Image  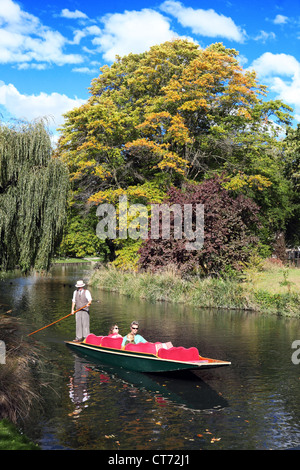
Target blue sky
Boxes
[1,0,300,143]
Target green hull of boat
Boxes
[66,341,231,373]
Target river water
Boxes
[1,263,300,450]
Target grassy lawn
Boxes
[0,420,40,450]
[54,257,102,263]
[243,266,300,295]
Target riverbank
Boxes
[0,315,43,450]
[89,263,300,317]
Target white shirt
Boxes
[72,289,92,303]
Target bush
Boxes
[138,176,261,275]
[253,290,300,316]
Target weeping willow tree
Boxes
[0,120,69,272]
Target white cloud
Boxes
[16,63,48,70]
[160,0,246,42]
[72,66,99,74]
[0,81,86,128]
[254,31,276,43]
[0,0,21,23]
[272,14,289,25]
[70,25,102,45]
[250,52,300,77]
[0,0,39,35]
[271,76,300,111]
[60,9,88,20]
[93,9,179,62]
[0,0,84,66]
[249,52,300,120]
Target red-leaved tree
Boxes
[138,176,260,275]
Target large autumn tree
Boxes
[58,40,292,203]
[57,39,293,266]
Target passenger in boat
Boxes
[71,280,92,342]
[121,321,147,348]
[108,324,122,338]
[123,332,135,346]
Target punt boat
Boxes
[65,334,231,373]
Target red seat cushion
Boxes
[157,346,199,362]
[101,336,123,349]
[124,342,157,354]
[85,334,103,346]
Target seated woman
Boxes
[108,324,122,338]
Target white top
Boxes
[72,289,92,303]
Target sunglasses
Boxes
[131,326,139,330]
[113,327,119,330]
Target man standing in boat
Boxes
[71,280,92,342]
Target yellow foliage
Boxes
[69,159,111,182]
[125,138,169,153]
[88,182,165,205]
[125,138,189,176]
[223,173,272,191]
[137,112,171,131]
[155,151,189,175]
[112,240,143,271]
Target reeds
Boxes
[90,266,254,311]
[0,315,42,424]
[90,264,300,316]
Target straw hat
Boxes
[75,280,85,288]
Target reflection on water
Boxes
[1,264,300,450]
[68,352,229,414]
[57,353,230,450]
[68,356,90,418]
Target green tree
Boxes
[0,121,69,272]
[284,124,300,246]
[59,209,106,259]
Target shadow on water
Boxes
[68,348,229,413]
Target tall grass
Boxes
[90,265,300,317]
[0,315,42,424]
[90,266,254,310]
